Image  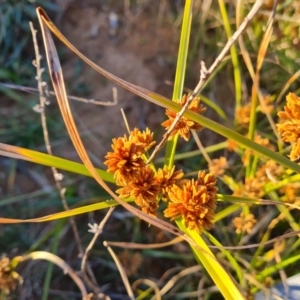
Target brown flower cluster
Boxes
[155,166,184,201]
[279,183,300,204]
[244,178,265,198]
[233,160,283,198]
[0,255,23,295]
[164,171,218,233]
[116,165,160,215]
[235,96,273,127]
[255,160,283,180]
[105,128,159,215]
[242,134,275,167]
[105,128,155,185]
[232,213,257,234]
[258,95,274,114]
[227,139,238,152]
[209,156,228,177]
[277,93,300,161]
[235,103,251,126]
[161,94,206,141]
[105,125,218,232]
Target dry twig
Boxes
[0,82,117,106]
[81,207,115,273]
[103,240,135,300]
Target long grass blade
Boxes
[0,142,115,182]
[176,220,244,300]
[165,0,193,168]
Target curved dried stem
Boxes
[20,251,88,298]
[103,241,134,300]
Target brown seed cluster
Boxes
[233,160,283,199]
[164,171,218,233]
[236,96,274,128]
[233,213,257,234]
[208,156,228,177]
[0,256,23,295]
[277,92,300,161]
[161,94,206,141]
[104,96,218,232]
[242,134,275,167]
[279,183,300,204]
[257,95,274,114]
[235,103,251,126]
[104,129,153,186]
[116,165,160,215]
[227,139,238,152]
[155,166,184,201]
[105,128,159,215]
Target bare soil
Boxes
[55,1,181,159]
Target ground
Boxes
[55,1,180,159]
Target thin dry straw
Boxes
[103,241,135,300]
[0,82,117,106]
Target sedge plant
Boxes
[1,1,300,299]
